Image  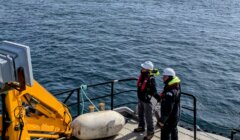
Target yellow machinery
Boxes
[0,80,72,140]
[0,41,72,139]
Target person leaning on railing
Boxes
[134,61,160,140]
[156,68,181,140]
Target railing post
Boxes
[231,130,236,140]
[193,96,197,140]
[77,89,80,116]
[111,82,114,110]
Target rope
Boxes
[80,85,99,113]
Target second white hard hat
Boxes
[141,61,154,70]
[163,68,176,76]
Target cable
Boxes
[14,106,24,140]
[14,106,24,119]
[18,117,24,140]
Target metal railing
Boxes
[54,78,138,116]
[54,78,197,140]
[180,92,197,140]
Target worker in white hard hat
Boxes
[157,68,181,140]
[134,61,159,140]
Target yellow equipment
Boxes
[0,41,72,139]
[0,80,72,140]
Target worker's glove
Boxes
[157,121,164,129]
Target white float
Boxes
[71,110,125,140]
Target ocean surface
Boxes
[1,0,240,137]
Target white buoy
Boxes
[71,110,125,140]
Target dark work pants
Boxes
[138,100,154,134]
[161,123,178,140]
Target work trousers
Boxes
[138,100,154,134]
[161,123,178,140]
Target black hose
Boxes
[19,129,23,140]
[18,117,24,140]
[19,117,24,140]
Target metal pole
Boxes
[231,130,236,140]
[77,89,80,115]
[193,96,197,140]
[111,82,114,110]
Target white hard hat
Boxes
[163,68,176,76]
[141,61,154,70]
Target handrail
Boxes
[181,92,197,140]
[54,78,138,96]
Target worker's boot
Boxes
[143,132,154,140]
[134,127,145,132]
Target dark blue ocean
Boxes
[1,0,240,138]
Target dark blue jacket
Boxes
[160,80,181,125]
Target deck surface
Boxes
[112,119,229,140]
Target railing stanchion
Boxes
[181,92,197,140]
[231,129,237,140]
[193,96,197,140]
[111,82,114,110]
[77,89,80,116]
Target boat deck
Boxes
[113,119,230,140]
